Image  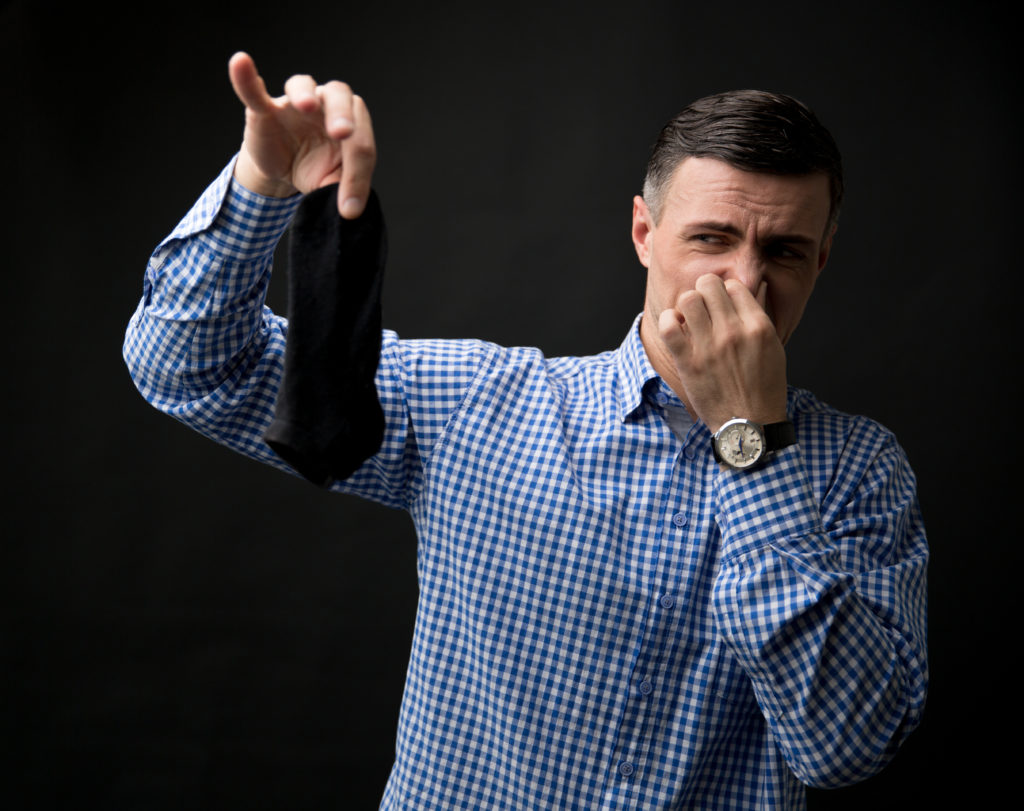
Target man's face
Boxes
[632,156,834,351]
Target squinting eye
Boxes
[768,245,805,260]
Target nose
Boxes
[722,246,765,296]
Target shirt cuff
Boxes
[157,155,304,263]
[714,445,828,563]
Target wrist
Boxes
[712,418,796,471]
[233,149,298,199]
[705,411,787,436]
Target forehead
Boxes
[664,157,831,235]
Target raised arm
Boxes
[123,54,382,476]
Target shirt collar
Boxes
[616,313,663,422]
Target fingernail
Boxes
[341,197,364,218]
[332,117,354,132]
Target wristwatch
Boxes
[712,418,797,470]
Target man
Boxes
[124,51,927,809]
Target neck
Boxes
[638,310,698,422]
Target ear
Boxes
[632,195,654,268]
[817,223,837,273]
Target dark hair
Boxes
[642,90,843,230]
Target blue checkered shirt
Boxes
[124,159,928,810]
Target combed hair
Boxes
[642,90,843,229]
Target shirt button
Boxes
[655,392,669,405]
[618,761,635,777]
[660,594,675,609]
[639,679,653,696]
[672,512,688,527]
[683,445,696,460]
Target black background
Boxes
[4,0,1017,807]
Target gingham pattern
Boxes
[124,160,928,810]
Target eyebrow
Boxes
[685,221,817,246]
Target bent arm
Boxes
[711,427,928,787]
[123,158,303,470]
[124,159,481,510]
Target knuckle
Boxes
[325,79,352,95]
[718,324,741,347]
[750,317,774,339]
[676,290,699,309]
[350,139,377,163]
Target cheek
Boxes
[769,278,817,342]
[653,253,706,297]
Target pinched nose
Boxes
[720,249,766,297]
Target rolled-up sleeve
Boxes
[711,427,928,787]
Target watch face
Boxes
[716,421,764,469]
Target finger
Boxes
[692,275,733,328]
[658,306,689,356]
[319,80,356,139]
[674,288,712,339]
[284,74,320,113]
[724,277,770,323]
[338,95,377,218]
[228,51,276,114]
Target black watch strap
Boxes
[764,421,797,452]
